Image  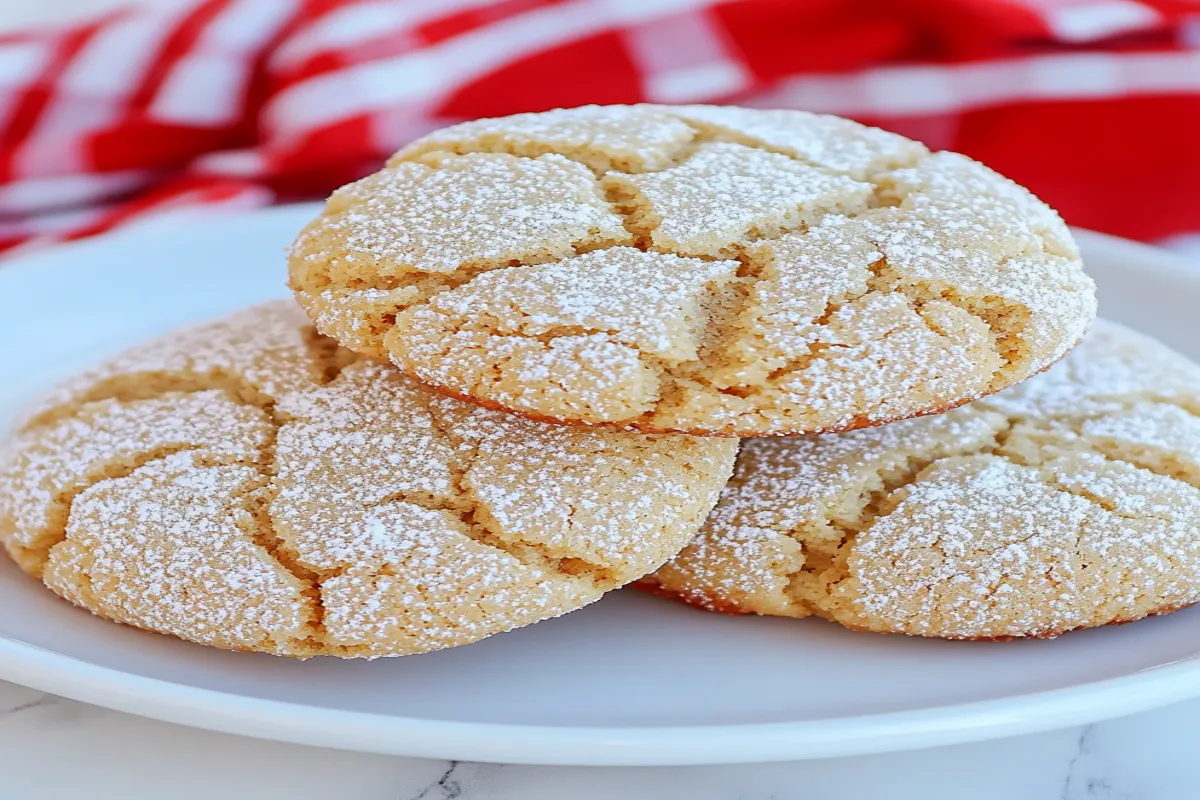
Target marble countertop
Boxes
[1,678,1196,800]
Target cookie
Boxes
[0,302,736,658]
[289,104,1095,436]
[638,320,1200,639]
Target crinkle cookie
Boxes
[289,104,1095,436]
[0,302,736,658]
[638,321,1200,639]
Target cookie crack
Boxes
[307,120,1087,437]
[1076,438,1200,496]
[643,230,891,403]
[780,418,1020,608]
[23,368,331,648]
[416,393,612,587]
[407,305,695,418]
[307,226,631,325]
[713,248,902,391]
[435,301,798,430]
[922,289,1022,390]
[922,520,1076,612]
[778,453,942,608]
[28,443,205,576]
[389,127,905,271]
[1040,478,1174,522]
[863,254,1015,386]
[324,127,940,410]
[979,438,1185,522]
[237,412,329,651]
[683,119,929,182]
[300,325,357,386]
[22,372,279,431]
[987,394,1199,436]
[394,131,700,177]
[395,114,925,182]
[753,289,924,386]
[602,178,658,249]
[996,410,1200,495]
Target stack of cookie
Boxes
[3,105,1199,658]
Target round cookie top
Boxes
[0,302,736,659]
[289,104,1096,436]
[640,320,1200,639]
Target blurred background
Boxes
[1,0,1197,259]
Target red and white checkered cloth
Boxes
[1,0,1198,257]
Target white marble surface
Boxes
[3,676,1200,799]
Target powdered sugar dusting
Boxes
[865,152,1094,371]
[730,217,878,382]
[21,303,325,426]
[291,151,630,276]
[604,142,871,257]
[414,247,740,361]
[436,390,732,567]
[650,320,1200,639]
[980,321,1200,419]
[393,104,697,173]
[650,403,1006,615]
[767,292,996,425]
[0,302,737,658]
[44,454,314,654]
[395,247,743,422]
[292,103,1095,435]
[2,391,271,555]
[672,104,927,178]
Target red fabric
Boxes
[0,0,1196,256]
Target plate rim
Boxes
[3,629,1200,765]
[2,208,1199,766]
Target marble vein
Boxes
[407,762,463,800]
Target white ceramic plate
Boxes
[1,206,1199,766]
